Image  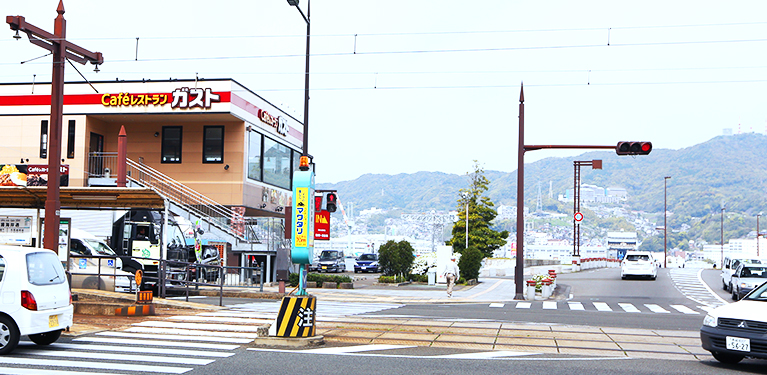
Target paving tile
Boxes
[400,320,454,327]
[441,328,498,336]
[435,334,497,344]
[450,321,504,329]
[377,332,439,341]
[557,339,623,350]
[549,325,605,334]
[651,329,700,338]
[501,322,553,331]
[495,337,557,346]
[493,344,559,354]
[618,342,690,354]
[600,327,662,335]
[557,347,626,357]
[325,336,375,345]
[625,351,700,361]
[548,332,613,342]
[371,338,432,347]
[430,342,495,350]
[329,329,384,338]
[498,329,555,339]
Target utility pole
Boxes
[7,1,103,253]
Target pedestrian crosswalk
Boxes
[495,300,704,315]
[227,300,404,317]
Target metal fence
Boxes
[67,255,138,293]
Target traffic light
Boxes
[616,141,652,156]
[326,192,338,212]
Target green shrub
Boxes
[288,272,351,287]
[379,240,415,277]
[409,274,429,283]
[458,247,483,281]
[457,277,466,285]
[378,275,408,283]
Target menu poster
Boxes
[0,164,69,187]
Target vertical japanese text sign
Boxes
[291,169,315,264]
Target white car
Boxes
[0,246,73,354]
[621,251,657,280]
[721,257,763,293]
[701,280,767,364]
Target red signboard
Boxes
[314,210,330,241]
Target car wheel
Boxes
[732,287,739,301]
[28,330,62,346]
[712,351,744,364]
[83,277,107,290]
[728,282,733,293]
[0,315,20,355]
[722,279,728,290]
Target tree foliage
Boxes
[378,240,415,277]
[447,161,510,257]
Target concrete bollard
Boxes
[542,279,552,299]
[526,280,537,300]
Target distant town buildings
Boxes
[559,184,628,203]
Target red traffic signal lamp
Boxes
[616,142,652,156]
[326,192,338,213]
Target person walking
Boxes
[443,256,460,298]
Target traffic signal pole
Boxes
[514,84,652,300]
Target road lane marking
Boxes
[124,326,258,339]
[592,302,612,312]
[489,303,505,308]
[304,345,415,354]
[0,357,191,374]
[165,315,273,324]
[515,302,531,309]
[96,334,252,344]
[50,342,236,357]
[27,350,214,365]
[568,302,585,310]
[644,304,670,313]
[542,301,557,309]
[132,321,263,332]
[433,351,538,359]
[73,337,239,350]
[670,305,700,314]
[618,303,640,313]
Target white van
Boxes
[0,245,73,354]
[721,257,763,292]
[69,229,137,293]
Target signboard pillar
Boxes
[291,167,314,296]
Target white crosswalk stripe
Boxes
[568,302,585,310]
[618,303,641,313]
[515,302,531,309]
[593,302,612,312]
[542,301,557,309]
[644,304,670,313]
[670,305,700,315]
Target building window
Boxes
[66,120,76,159]
[161,126,182,163]
[40,120,48,159]
[263,137,291,190]
[292,149,301,176]
[247,131,262,181]
[202,126,224,163]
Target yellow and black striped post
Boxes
[275,295,316,337]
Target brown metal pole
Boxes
[515,84,525,300]
[43,3,66,253]
[573,163,577,257]
[758,214,761,257]
[117,126,127,187]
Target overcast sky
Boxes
[3,1,766,183]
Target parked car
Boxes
[354,253,380,273]
[0,245,73,355]
[69,229,138,293]
[317,250,345,273]
[730,263,767,301]
[701,279,767,364]
[620,251,657,280]
[722,257,763,292]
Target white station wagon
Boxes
[0,246,73,354]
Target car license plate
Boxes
[48,314,58,328]
[726,336,750,352]
[322,266,327,270]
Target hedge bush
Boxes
[289,272,352,287]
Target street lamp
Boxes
[758,212,762,257]
[721,206,725,269]
[664,176,670,268]
[461,192,469,250]
[286,0,311,158]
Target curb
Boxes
[115,304,156,316]
[250,335,324,348]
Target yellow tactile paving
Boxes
[498,329,556,339]
[557,339,622,350]
[493,344,559,354]
[440,327,499,336]
[547,332,614,342]
[557,347,626,357]
[450,321,504,329]
[430,342,496,350]
[500,322,555,331]
[371,338,433,347]
[495,337,558,346]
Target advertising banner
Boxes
[0,164,69,187]
[314,210,330,240]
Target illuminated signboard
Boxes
[258,109,288,136]
[101,87,221,109]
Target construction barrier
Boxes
[275,295,316,337]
